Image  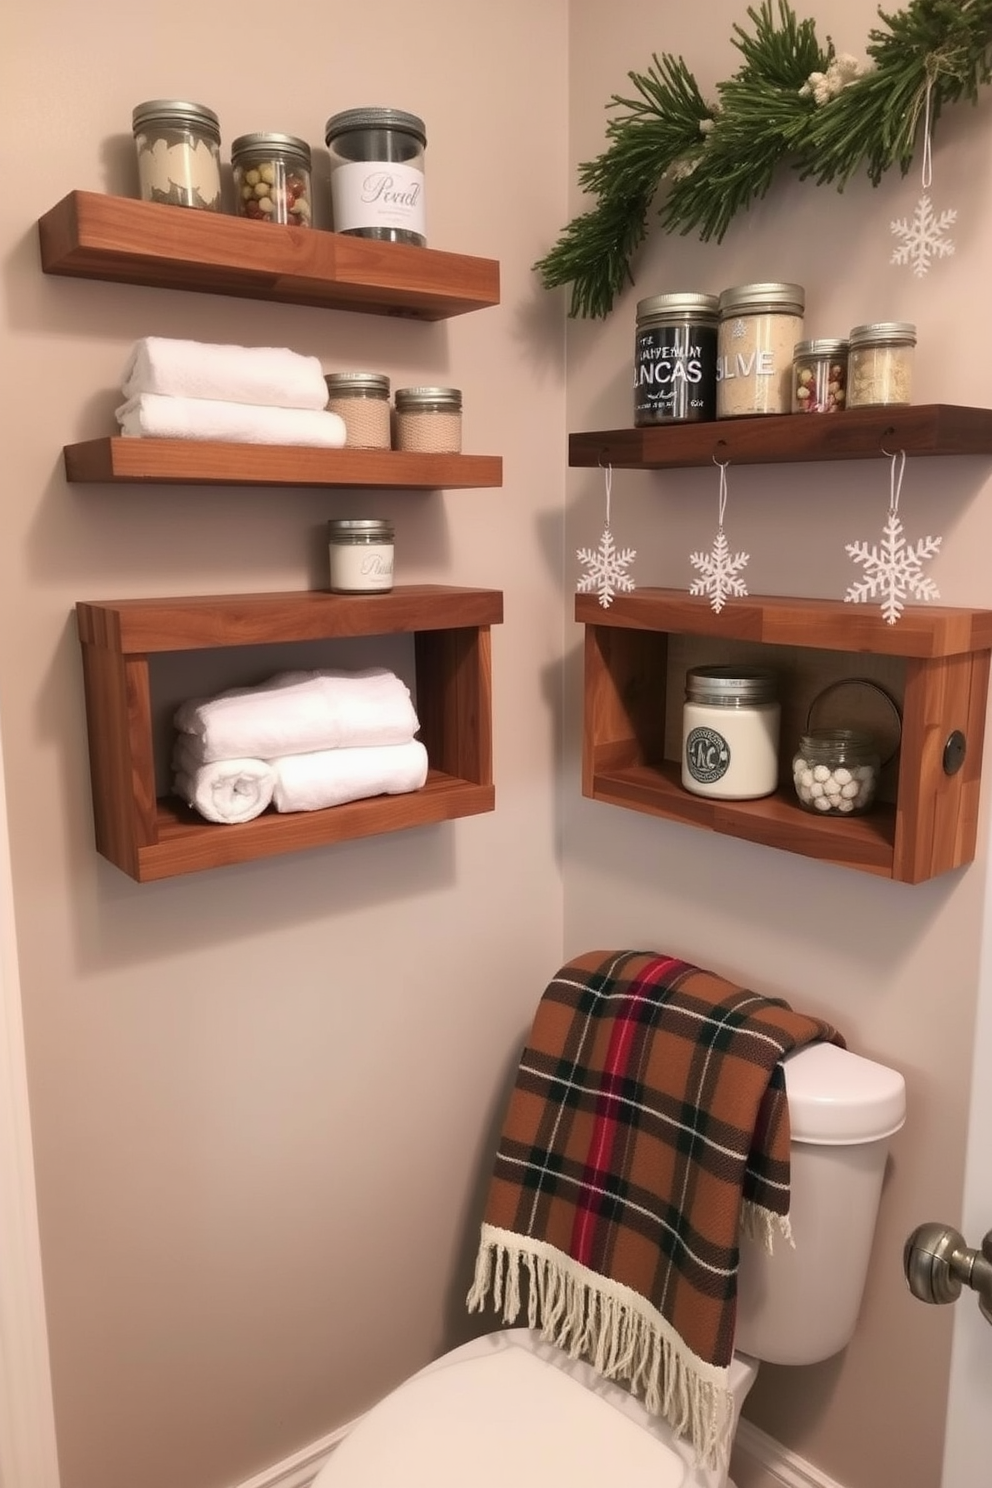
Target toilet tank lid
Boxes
[782,1042,906,1145]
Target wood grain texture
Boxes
[569,406,992,469]
[62,439,502,490]
[38,191,500,319]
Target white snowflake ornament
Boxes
[577,526,636,608]
[689,528,749,613]
[845,451,941,625]
[891,193,956,277]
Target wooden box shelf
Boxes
[38,191,500,320]
[77,586,503,882]
[569,405,992,470]
[62,438,502,489]
[578,589,992,883]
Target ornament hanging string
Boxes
[603,458,614,528]
[715,454,730,530]
[576,460,637,608]
[889,447,907,514]
[688,454,749,613]
[920,77,933,191]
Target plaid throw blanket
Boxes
[467,950,843,1468]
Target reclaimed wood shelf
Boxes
[569,405,992,470]
[62,438,502,489]
[77,586,503,882]
[38,191,500,320]
[578,589,992,884]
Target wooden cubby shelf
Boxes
[62,438,502,489]
[578,589,992,884]
[77,586,503,883]
[38,191,500,320]
[569,404,992,470]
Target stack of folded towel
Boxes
[172,667,428,825]
[115,336,347,447]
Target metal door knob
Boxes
[904,1221,992,1325]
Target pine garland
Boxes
[537,0,992,319]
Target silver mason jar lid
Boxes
[849,321,917,347]
[793,338,849,359]
[132,99,220,138]
[328,519,394,538]
[718,282,805,317]
[324,107,427,146]
[395,386,462,411]
[324,371,391,396]
[636,291,720,323]
[685,665,778,706]
[231,132,312,170]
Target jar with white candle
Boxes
[328,519,394,594]
[682,665,781,800]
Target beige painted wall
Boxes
[2,5,568,1487]
[565,5,992,1488]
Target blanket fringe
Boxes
[740,1198,794,1253]
[467,1224,733,1470]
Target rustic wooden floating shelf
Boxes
[77,586,503,882]
[62,438,502,489]
[569,405,992,470]
[38,191,500,320]
[577,589,992,884]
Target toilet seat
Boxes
[313,1329,752,1488]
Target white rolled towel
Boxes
[121,336,329,409]
[271,740,429,813]
[174,668,420,764]
[116,393,347,447]
[173,757,276,825]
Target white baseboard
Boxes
[229,1422,351,1488]
[733,1419,847,1488]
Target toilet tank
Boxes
[734,1041,906,1365]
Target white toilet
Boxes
[314,1041,906,1488]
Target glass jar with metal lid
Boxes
[792,729,881,816]
[231,133,312,227]
[634,292,719,426]
[847,322,917,408]
[792,338,849,414]
[324,107,427,246]
[717,282,805,418]
[682,665,781,800]
[327,519,394,594]
[394,386,462,453]
[324,372,391,449]
[132,99,222,211]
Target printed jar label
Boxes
[685,725,730,784]
[330,161,426,236]
[634,325,716,423]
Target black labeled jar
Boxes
[324,107,427,246]
[634,292,718,425]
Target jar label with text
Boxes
[634,325,716,424]
[330,161,426,236]
[685,726,730,784]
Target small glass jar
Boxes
[328,519,394,594]
[324,372,391,449]
[792,339,849,414]
[717,282,805,418]
[231,133,312,227]
[792,729,880,816]
[324,107,427,246]
[682,666,780,800]
[132,99,222,211]
[634,292,719,426]
[847,322,917,408]
[394,387,462,453]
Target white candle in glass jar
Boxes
[328,519,394,593]
[682,665,781,800]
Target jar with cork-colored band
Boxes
[324,373,392,450]
[231,132,312,227]
[394,387,462,453]
[717,282,805,418]
[328,519,394,594]
[682,665,781,801]
[324,107,427,246]
[847,322,917,408]
[132,99,222,211]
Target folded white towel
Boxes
[121,336,329,409]
[116,393,347,447]
[174,668,420,764]
[271,740,429,813]
[173,757,276,824]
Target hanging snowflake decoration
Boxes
[891,194,956,277]
[577,526,637,608]
[846,508,941,625]
[689,529,749,613]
